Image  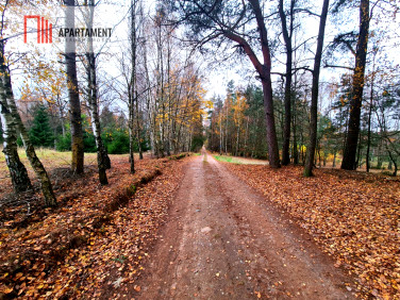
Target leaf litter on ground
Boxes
[0,154,190,299]
[223,163,400,299]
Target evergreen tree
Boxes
[29,105,54,148]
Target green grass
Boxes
[213,155,242,164]
[213,154,269,165]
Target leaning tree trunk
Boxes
[0,48,32,193]
[223,0,280,168]
[0,43,56,206]
[65,0,84,174]
[341,0,370,170]
[304,0,329,177]
[0,115,32,193]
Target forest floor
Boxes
[0,151,189,299]
[223,156,400,299]
[0,150,399,299]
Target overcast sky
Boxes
[5,0,400,112]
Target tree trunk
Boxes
[136,98,143,160]
[87,54,108,185]
[341,0,370,170]
[356,131,363,169]
[387,151,397,176]
[224,0,281,168]
[366,97,373,172]
[304,0,329,177]
[20,141,57,207]
[279,0,295,166]
[261,77,280,168]
[65,0,84,174]
[129,132,135,172]
[141,16,154,158]
[1,40,32,194]
[292,111,299,165]
[219,114,223,155]
[0,42,55,206]
[85,0,110,184]
[245,117,249,156]
[128,0,137,173]
[366,49,376,173]
[235,124,240,156]
[333,152,337,168]
[128,90,135,173]
[0,102,32,193]
[225,102,228,154]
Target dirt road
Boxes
[136,152,354,299]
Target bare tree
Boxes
[279,0,296,166]
[304,0,330,177]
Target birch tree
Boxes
[0,1,32,194]
[83,0,111,185]
[0,45,33,194]
[0,2,56,206]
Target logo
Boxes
[22,5,118,54]
[24,15,53,44]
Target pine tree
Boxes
[29,105,54,148]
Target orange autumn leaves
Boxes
[224,163,400,299]
[0,156,187,299]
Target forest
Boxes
[0,0,399,299]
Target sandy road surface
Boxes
[136,152,354,299]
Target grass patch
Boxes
[213,154,269,165]
[0,148,97,167]
[0,148,132,189]
[0,148,130,172]
[213,155,242,164]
